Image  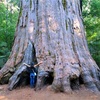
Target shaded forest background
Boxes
[0,0,100,69]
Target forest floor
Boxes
[0,85,100,100]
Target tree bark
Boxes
[0,0,100,93]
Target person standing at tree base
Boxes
[23,61,43,88]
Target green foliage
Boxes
[0,1,19,68]
[90,0,100,17]
[83,0,100,67]
[0,42,10,69]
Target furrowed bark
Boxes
[8,41,33,90]
[0,0,100,93]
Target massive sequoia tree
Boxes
[0,0,100,93]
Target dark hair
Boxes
[31,62,34,66]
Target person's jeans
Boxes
[30,73,36,88]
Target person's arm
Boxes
[23,63,31,67]
[23,61,43,68]
[34,61,43,67]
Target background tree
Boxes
[83,0,100,67]
[0,0,100,93]
[0,0,19,69]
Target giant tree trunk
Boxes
[0,0,100,93]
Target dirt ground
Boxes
[0,85,100,100]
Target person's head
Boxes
[31,62,34,67]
